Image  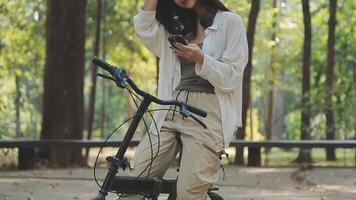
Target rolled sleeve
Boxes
[133,8,162,57]
[195,14,248,93]
[134,8,156,25]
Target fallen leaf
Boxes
[47,182,59,188]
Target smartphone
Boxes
[168,35,188,46]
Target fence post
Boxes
[248,147,261,166]
[18,148,35,170]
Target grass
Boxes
[266,148,356,167]
[224,147,356,167]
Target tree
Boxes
[295,0,313,163]
[41,0,86,167]
[325,0,337,161]
[235,0,260,165]
[265,0,278,164]
[89,0,155,138]
[15,76,22,137]
[265,0,278,142]
[0,0,45,139]
[99,0,108,138]
[86,0,103,162]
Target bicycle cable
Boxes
[125,88,165,197]
[127,89,155,177]
[93,108,177,192]
[127,88,163,179]
[94,88,196,197]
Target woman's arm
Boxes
[134,0,163,57]
[195,14,248,93]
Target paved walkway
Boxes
[0,166,355,200]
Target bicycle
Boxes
[91,58,224,200]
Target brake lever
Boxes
[97,73,115,82]
[179,104,189,118]
[180,105,207,129]
[190,114,207,129]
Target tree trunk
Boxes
[266,89,273,141]
[156,56,159,95]
[41,0,86,167]
[266,0,278,141]
[100,80,107,138]
[272,88,284,139]
[126,92,133,118]
[249,99,253,140]
[325,0,337,161]
[234,0,260,165]
[15,75,21,138]
[264,0,278,166]
[100,0,108,138]
[86,0,103,162]
[295,0,313,164]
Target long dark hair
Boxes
[156,0,229,41]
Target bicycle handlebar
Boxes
[155,99,207,118]
[92,57,207,118]
[93,57,128,88]
[92,57,114,74]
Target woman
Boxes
[128,0,248,199]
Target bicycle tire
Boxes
[208,191,224,200]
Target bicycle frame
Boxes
[97,97,150,199]
[91,58,208,200]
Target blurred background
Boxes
[0,0,355,169]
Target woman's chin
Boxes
[175,0,197,9]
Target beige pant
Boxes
[123,90,224,200]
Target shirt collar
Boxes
[207,11,221,31]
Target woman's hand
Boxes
[171,43,204,65]
[142,0,158,11]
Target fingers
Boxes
[170,46,185,57]
[172,43,187,51]
[175,43,197,50]
[170,43,201,61]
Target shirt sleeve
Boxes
[133,8,163,57]
[195,14,248,93]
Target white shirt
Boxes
[133,8,248,147]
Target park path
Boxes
[0,166,355,200]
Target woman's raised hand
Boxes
[170,43,204,65]
[142,0,159,11]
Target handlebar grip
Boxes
[92,57,128,89]
[93,57,115,74]
[185,104,207,118]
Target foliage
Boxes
[0,0,45,138]
[85,0,157,138]
[229,0,355,140]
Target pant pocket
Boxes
[194,143,221,183]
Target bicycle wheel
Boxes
[208,191,224,200]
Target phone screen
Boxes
[168,35,187,46]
